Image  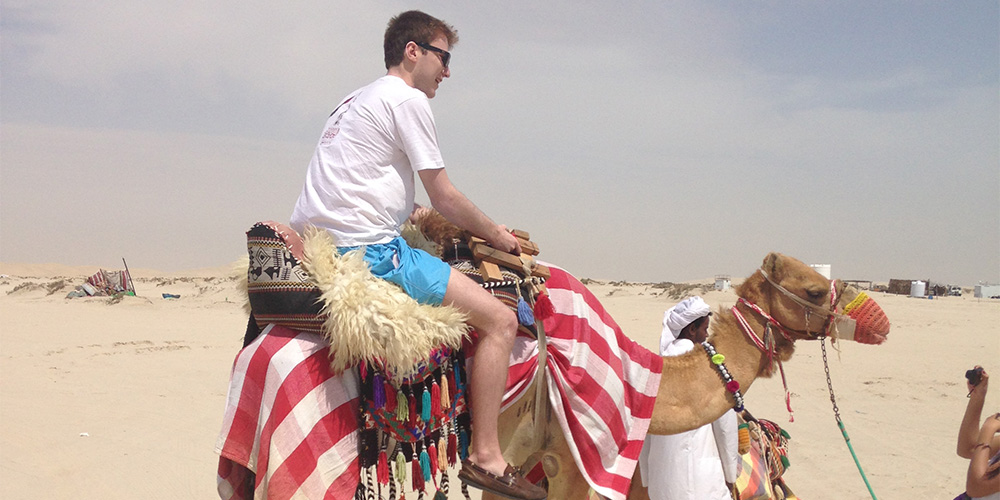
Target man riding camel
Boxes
[289,10,545,500]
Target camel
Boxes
[482,252,889,500]
[223,220,889,500]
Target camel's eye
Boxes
[805,289,824,301]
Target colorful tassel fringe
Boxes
[458,429,469,461]
[440,377,450,411]
[421,388,432,422]
[396,391,408,421]
[377,450,389,485]
[408,393,418,426]
[373,373,386,408]
[428,443,438,475]
[447,432,458,466]
[420,449,431,481]
[438,436,448,471]
[431,382,443,419]
[384,381,396,412]
[517,296,535,326]
[395,452,407,485]
[412,454,424,491]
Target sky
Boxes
[2,1,998,285]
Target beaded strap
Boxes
[701,340,745,412]
[478,276,546,290]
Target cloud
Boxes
[1,1,996,284]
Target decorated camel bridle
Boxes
[706,267,887,499]
[705,267,879,421]
[703,268,844,419]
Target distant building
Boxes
[974,284,1000,299]
[809,264,831,279]
[714,275,731,292]
[887,279,915,295]
[843,280,873,290]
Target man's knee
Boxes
[484,302,518,341]
[497,306,518,336]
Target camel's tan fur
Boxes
[410,209,469,252]
[483,252,880,500]
[407,211,855,499]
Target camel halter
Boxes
[735,269,880,499]
[729,268,841,422]
[756,268,890,345]
[758,268,843,338]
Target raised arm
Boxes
[959,368,990,458]
[418,168,521,254]
[966,413,1000,497]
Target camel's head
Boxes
[736,252,890,349]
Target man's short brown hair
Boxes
[384,10,458,69]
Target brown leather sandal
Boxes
[458,459,547,500]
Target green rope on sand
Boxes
[821,336,878,500]
[838,420,878,500]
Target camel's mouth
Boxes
[837,290,890,344]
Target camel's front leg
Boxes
[536,421,591,499]
[482,417,590,499]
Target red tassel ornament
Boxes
[428,443,438,474]
[431,382,443,419]
[412,455,425,491]
[447,372,457,402]
[377,450,389,485]
[533,292,555,320]
[408,393,418,427]
[385,382,397,413]
[447,432,458,465]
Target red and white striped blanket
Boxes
[216,266,662,500]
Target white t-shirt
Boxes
[290,75,445,246]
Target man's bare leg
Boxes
[442,267,517,476]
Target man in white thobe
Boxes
[638,296,741,499]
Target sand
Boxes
[1,262,997,500]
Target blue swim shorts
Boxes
[338,237,451,305]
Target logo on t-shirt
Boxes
[320,96,357,145]
[321,127,340,145]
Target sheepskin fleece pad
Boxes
[299,228,469,381]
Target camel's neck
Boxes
[646,305,770,435]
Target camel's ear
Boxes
[761,252,782,277]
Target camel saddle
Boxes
[241,220,551,497]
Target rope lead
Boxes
[821,336,878,500]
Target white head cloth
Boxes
[660,296,711,354]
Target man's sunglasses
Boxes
[415,42,450,68]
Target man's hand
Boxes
[490,225,522,255]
